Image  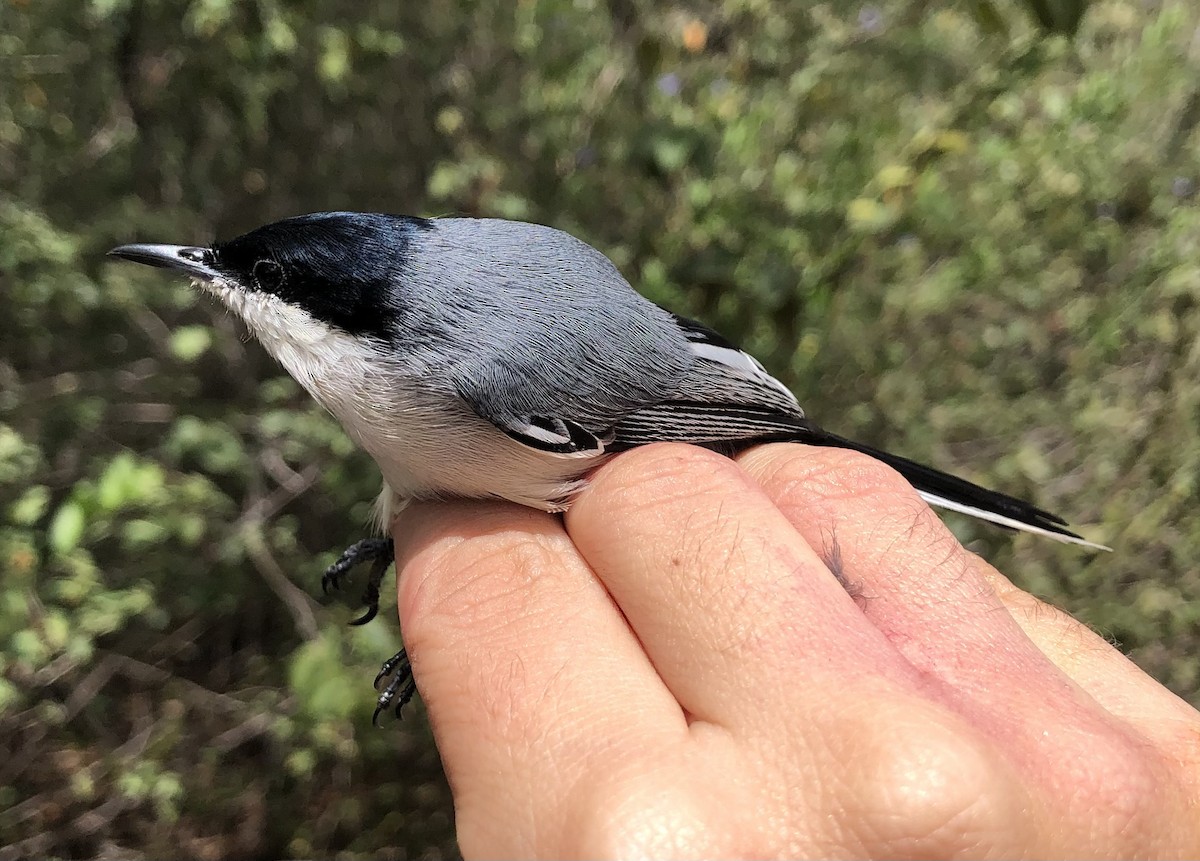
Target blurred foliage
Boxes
[2,0,1199,857]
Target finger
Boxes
[565,443,910,730]
[737,443,1090,691]
[980,566,1200,757]
[392,500,686,857]
[736,443,1192,846]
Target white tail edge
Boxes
[918,490,1112,552]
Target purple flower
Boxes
[656,72,682,97]
[858,5,884,33]
[575,145,598,169]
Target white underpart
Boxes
[918,490,1111,551]
[199,278,597,532]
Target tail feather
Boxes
[916,490,1111,551]
[802,427,1110,552]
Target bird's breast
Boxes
[245,312,597,509]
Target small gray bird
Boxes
[110,212,1108,720]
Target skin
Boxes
[391,443,1200,859]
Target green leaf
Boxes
[48,501,86,554]
[0,678,22,714]
[43,613,70,651]
[289,635,357,721]
[185,0,234,36]
[264,16,297,54]
[491,192,531,220]
[87,0,133,20]
[285,749,316,777]
[319,27,352,84]
[122,519,169,547]
[845,197,898,233]
[11,629,48,665]
[651,137,690,172]
[10,485,50,524]
[965,0,1010,35]
[169,326,212,362]
[97,453,134,510]
[151,773,184,822]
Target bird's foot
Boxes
[321,538,416,722]
[372,648,417,725]
[321,537,394,625]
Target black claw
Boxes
[373,648,408,690]
[347,553,391,627]
[393,681,417,719]
[349,604,379,626]
[321,549,362,595]
[371,648,416,725]
[320,537,393,608]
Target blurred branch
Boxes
[0,717,158,860]
[0,795,137,861]
[144,616,206,662]
[211,712,275,753]
[29,652,79,687]
[240,526,320,642]
[235,455,323,641]
[1,49,88,74]
[63,654,120,722]
[11,785,149,861]
[102,651,262,716]
[259,449,314,499]
[0,721,48,788]
[129,306,174,356]
[1165,86,1200,160]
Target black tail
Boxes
[612,399,1107,550]
[792,425,1107,550]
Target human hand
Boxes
[391,443,1200,858]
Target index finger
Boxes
[392,500,686,856]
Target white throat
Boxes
[199,278,592,521]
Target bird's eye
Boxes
[253,259,284,292]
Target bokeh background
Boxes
[3,0,1199,857]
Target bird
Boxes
[110,211,1109,721]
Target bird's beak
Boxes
[108,244,220,282]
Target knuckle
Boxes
[846,706,1023,854]
[566,770,726,860]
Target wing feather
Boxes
[671,314,803,414]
